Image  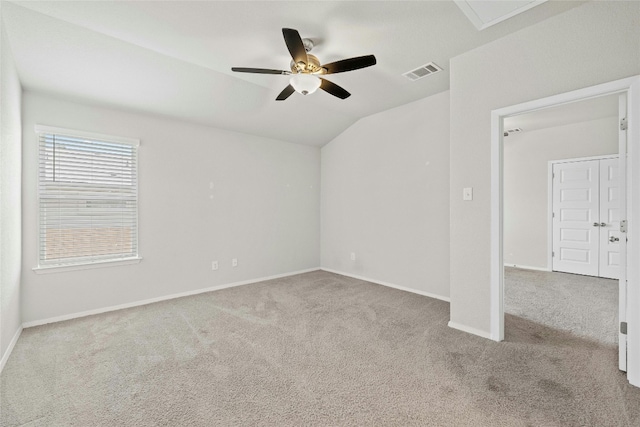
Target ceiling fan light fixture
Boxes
[289,73,321,95]
[231,28,376,101]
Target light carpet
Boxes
[2,270,639,426]
[505,267,618,345]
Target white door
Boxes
[552,160,600,276]
[599,158,621,279]
[617,92,628,372]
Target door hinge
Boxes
[620,117,628,131]
[552,212,555,218]
[620,219,627,233]
[552,251,555,258]
[621,322,627,335]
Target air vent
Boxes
[503,128,523,137]
[403,62,442,81]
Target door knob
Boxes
[600,222,607,227]
[593,222,600,227]
[609,236,619,243]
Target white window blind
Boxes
[36,126,140,268]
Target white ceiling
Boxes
[454,0,548,30]
[504,93,619,133]
[2,0,585,146]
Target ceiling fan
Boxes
[231,28,376,101]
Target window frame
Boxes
[33,125,142,274]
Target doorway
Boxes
[490,75,640,387]
[502,95,620,353]
[503,95,620,343]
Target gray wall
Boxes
[21,92,320,324]
[0,19,23,365]
[449,1,640,334]
[321,90,450,300]
[504,116,618,270]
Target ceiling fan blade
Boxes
[231,67,290,75]
[319,78,351,99]
[321,55,377,74]
[276,85,296,101]
[282,28,308,66]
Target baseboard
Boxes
[321,268,450,302]
[0,325,23,373]
[22,267,321,328]
[447,321,493,340]
[503,263,551,272]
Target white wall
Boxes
[0,18,23,366]
[449,1,640,334]
[21,92,320,324]
[321,90,450,300]
[504,116,618,269]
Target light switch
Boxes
[463,187,473,201]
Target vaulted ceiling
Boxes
[2,1,585,146]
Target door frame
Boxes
[490,75,640,387]
[547,154,620,274]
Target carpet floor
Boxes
[2,270,639,426]
[504,267,618,345]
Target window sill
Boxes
[33,257,142,274]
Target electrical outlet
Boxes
[211,261,218,271]
[350,252,356,261]
[232,258,238,267]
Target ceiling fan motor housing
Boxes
[290,54,323,74]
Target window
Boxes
[36,125,140,271]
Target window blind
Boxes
[37,126,139,268]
